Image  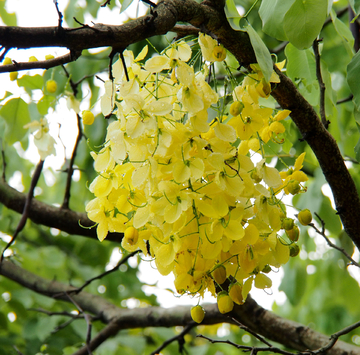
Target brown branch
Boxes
[0,51,81,73]
[72,321,121,355]
[61,113,83,209]
[0,179,123,242]
[312,39,329,129]
[171,24,200,38]
[66,251,139,295]
[1,259,359,355]
[1,140,6,181]
[0,159,44,263]
[150,323,196,355]
[197,334,292,355]
[231,317,273,347]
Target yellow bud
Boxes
[9,71,18,81]
[191,305,205,323]
[45,54,55,60]
[298,209,312,226]
[229,283,244,305]
[3,57,12,65]
[282,218,294,231]
[46,79,57,93]
[212,265,227,285]
[287,180,300,195]
[229,101,244,116]
[290,244,300,257]
[82,110,95,125]
[124,226,139,246]
[286,225,299,242]
[217,291,234,314]
[251,170,262,183]
[262,265,272,273]
[29,56,38,62]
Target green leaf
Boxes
[349,0,360,16]
[347,50,360,110]
[119,0,134,13]
[245,23,273,83]
[0,2,17,26]
[225,0,242,31]
[37,95,56,115]
[330,9,354,57]
[355,124,360,162]
[259,0,295,41]
[283,0,328,49]
[285,43,316,83]
[0,98,31,144]
[17,74,44,94]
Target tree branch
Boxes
[0,179,123,242]
[1,259,359,355]
[1,160,44,263]
[0,51,81,73]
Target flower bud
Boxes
[191,305,205,323]
[82,110,95,125]
[217,291,234,314]
[290,244,300,257]
[287,180,300,195]
[286,225,300,242]
[46,79,57,93]
[298,209,312,226]
[282,218,294,231]
[230,101,244,116]
[9,71,18,81]
[3,57,12,65]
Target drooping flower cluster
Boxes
[86,34,308,313]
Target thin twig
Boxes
[64,292,93,355]
[150,323,196,355]
[0,46,11,62]
[72,321,121,355]
[336,94,353,105]
[1,140,6,181]
[66,250,139,295]
[0,160,44,263]
[13,346,25,355]
[310,213,360,268]
[197,334,293,355]
[231,317,272,347]
[0,51,82,73]
[53,0,63,28]
[312,39,329,129]
[61,113,83,209]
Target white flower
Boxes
[24,118,56,160]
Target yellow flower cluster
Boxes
[86,34,308,312]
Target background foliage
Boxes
[0,0,360,354]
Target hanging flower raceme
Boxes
[86,34,308,314]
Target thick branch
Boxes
[1,259,359,355]
[0,179,122,242]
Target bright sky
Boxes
[0,0,288,311]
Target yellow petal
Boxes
[144,55,170,72]
[214,122,237,142]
